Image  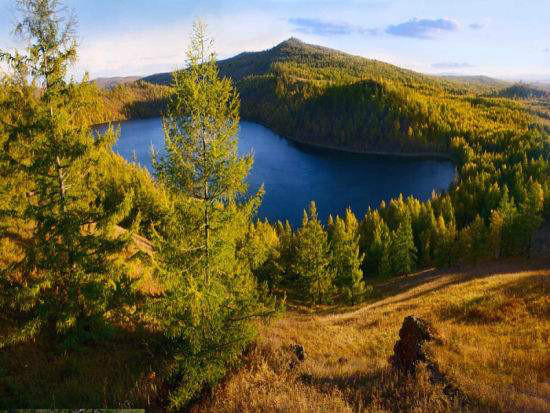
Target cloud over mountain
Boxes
[386,18,459,38]
[288,18,378,36]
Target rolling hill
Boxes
[93,75,142,89]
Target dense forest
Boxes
[0,0,549,410]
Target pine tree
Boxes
[416,202,437,266]
[245,220,282,292]
[496,186,519,256]
[489,209,504,259]
[457,215,489,264]
[389,212,417,275]
[329,209,366,304]
[292,201,332,304]
[0,0,137,347]
[150,21,269,408]
[366,213,392,277]
[275,220,295,286]
[518,179,544,255]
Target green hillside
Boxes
[140,38,539,154]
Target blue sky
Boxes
[0,0,548,81]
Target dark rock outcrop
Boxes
[389,315,434,373]
[390,315,466,404]
[292,344,306,361]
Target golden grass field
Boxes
[1,234,548,412]
[192,258,550,413]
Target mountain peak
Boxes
[276,37,306,48]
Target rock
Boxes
[389,316,467,406]
[292,344,306,361]
[389,315,434,373]
[337,357,348,365]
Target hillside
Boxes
[93,75,142,89]
[438,74,508,88]
[4,256,546,411]
[136,38,544,155]
[193,257,550,413]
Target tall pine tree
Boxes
[150,21,269,408]
[389,212,417,275]
[292,202,332,304]
[0,0,138,347]
[329,209,366,304]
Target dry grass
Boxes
[1,239,548,411]
[193,258,550,413]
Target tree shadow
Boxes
[437,271,550,324]
[366,257,550,312]
[0,328,170,410]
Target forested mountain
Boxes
[135,38,544,154]
[93,75,142,89]
[496,82,550,99]
[438,74,507,88]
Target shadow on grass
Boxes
[0,329,170,410]
[437,272,550,324]
[275,257,550,319]
[300,365,474,413]
[366,257,550,311]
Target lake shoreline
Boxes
[242,119,456,162]
[95,115,456,162]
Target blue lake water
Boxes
[103,117,455,226]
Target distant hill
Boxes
[93,76,142,89]
[438,74,508,88]
[496,82,550,99]
[144,38,481,90]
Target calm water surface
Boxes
[103,117,455,226]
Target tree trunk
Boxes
[55,157,66,213]
[205,181,210,285]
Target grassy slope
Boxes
[1,252,548,411]
[193,258,550,413]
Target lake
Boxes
[104,117,455,226]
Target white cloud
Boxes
[76,12,293,79]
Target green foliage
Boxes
[292,202,333,304]
[0,0,139,348]
[389,212,417,275]
[149,21,270,409]
[458,215,490,264]
[328,209,367,304]
[244,219,283,292]
[94,80,172,123]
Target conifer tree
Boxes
[292,201,332,304]
[329,209,366,304]
[150,21,269,408]
[416,203,437,266]
[275,220,295,286]
[245,220,282,292]
[433,215,457,267]
[518,179,544,254]
[0,0,137,347]
[489,209,504,259]
[495,186,519,256]
[389,212,417,275]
